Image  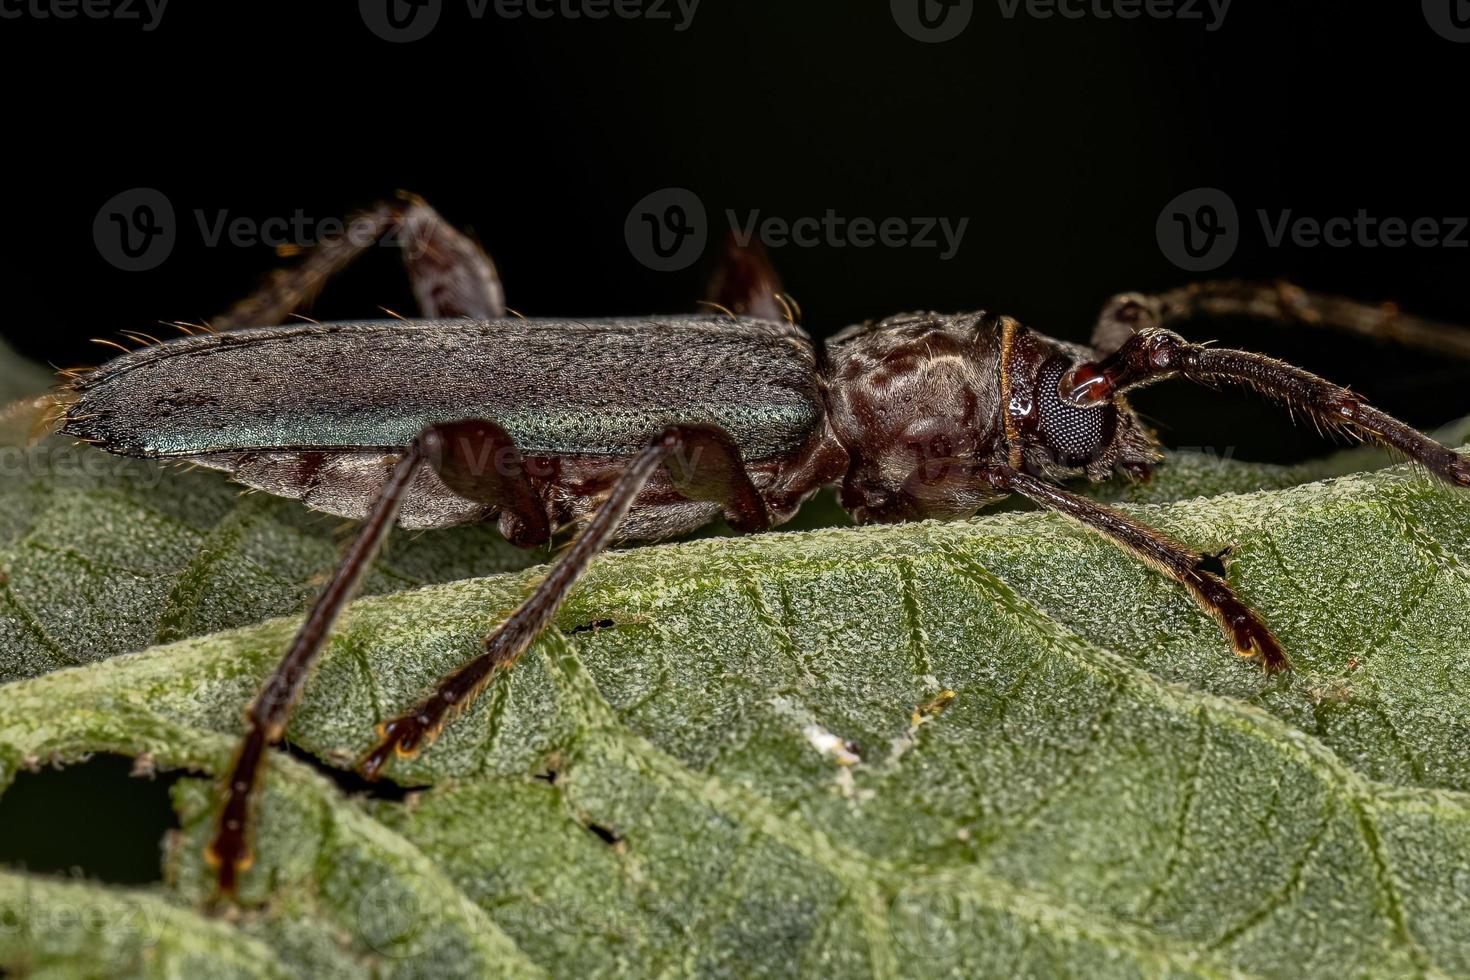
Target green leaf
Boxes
[3,347,1470,977]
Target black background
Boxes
[5,0,1469,463]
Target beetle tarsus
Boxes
[983,463,1291,674]
[205,725,267,898]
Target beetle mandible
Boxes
[52,192,1470,896]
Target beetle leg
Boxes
[212,190,504,330]
[206,435,426,896]
[206,418,554,896]
[425,419,553,547]
[359,423,769,781]
[1090,282,1470,359]
[971,462,1287,672]
[1061,327,1470,487]
[700,231,791,323]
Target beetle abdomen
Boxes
[63,316,824,461]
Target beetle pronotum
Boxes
[50,192,1470,895]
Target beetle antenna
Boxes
[1062,327,1470,487]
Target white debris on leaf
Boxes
[803,724,861,766]
[834,766,874,802]
[770,698,868,797]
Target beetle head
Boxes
[1002,322,1161,485]
[825,312,1159,522]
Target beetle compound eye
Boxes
[1037,356,1115,466]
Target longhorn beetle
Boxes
[52,192,1470,896]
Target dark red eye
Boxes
[1037,356,1116,466]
